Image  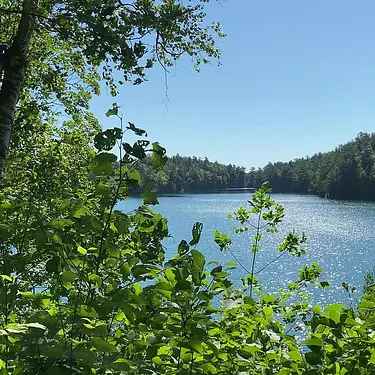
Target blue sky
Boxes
[91,0,375,170]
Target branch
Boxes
[227,247,251,275]
[254,249,288,275]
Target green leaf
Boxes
[155,282,173,291]
[305,351,322,365]
[151,142,167,170]
[178,240,189,255]
[46,256,60,273]
[108,246,120,258]
[210,265,223,276]
[88,273,102,288]
[191,249,205,285]
[152,356,163,365]
[181,340,203,354]
[77,245,87,255]
[78,305,99,318]
[73,347,96,365]
[288,350,303,362]
[40,344,67,358]
[50,218,73,229]
[123,142,133,155]
[304,338,324,348]
[93,323,108,337]
[199,363,217,374]
[94,128,122,151]
[369,350,375,364]
[94,152,117,164]
[142,186,159,205]
[5,324,28,334]
[190,222,203,246]
[111,358,133,371]
[13,365,25,375]
[132,265,151,278]
[325,303,346,312]
[175,280,192,291]
[122,305,135,323]
[206,341,219,357]
[24,323,47,330]
[131,141,148,159]
[263,306,273,316]
[319,280,330,288]
[114,212,130,234]
[92,152,117,175]
[105,103,119,117]
[0,275,12,282]
[243,344,262,355]
[127,122,147,136]
[0,202,12,209]
[90,337,118,353]
[71,205,86,218]
[0,359,7,375]
[120,263,131,278]
[213,230,232,251]
[128,170,142,185]
[62,270,78,283]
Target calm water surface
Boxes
[119,193,375,306]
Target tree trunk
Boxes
[0,0,38,175]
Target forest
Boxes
[136,155,246,193]
[1,0,375,374]
[248,132,375,200]
[137,132,375,200]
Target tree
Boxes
[0,0,37,173]
[0,0,224,174]
[246,132,375,200]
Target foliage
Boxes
[1,1,375,373]
[247,132,375,200]
[364,268,375,294]
[0,0,224,174]
[1,0,223,114]
[2,115,375,374]
[136,154,246,193]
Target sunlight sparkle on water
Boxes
[119,193,375,306]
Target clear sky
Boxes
[91,0,375,170]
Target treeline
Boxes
[136,154,246,193]
[248,132,375,200]
[136,133,375,200]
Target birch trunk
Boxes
[0,0,38,175]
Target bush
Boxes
[1,118,375,374]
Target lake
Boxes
[119,193,375,306]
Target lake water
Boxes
[119,193,375,306]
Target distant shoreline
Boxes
[130,190,375,203]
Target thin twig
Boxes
[249,209,262,298]
[227,247,251,275]
[254,249,288,275]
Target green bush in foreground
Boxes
[1,114,375,374]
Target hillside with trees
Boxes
[136,155,246,193]
[137,133,375,200]
[248,132,375,200]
